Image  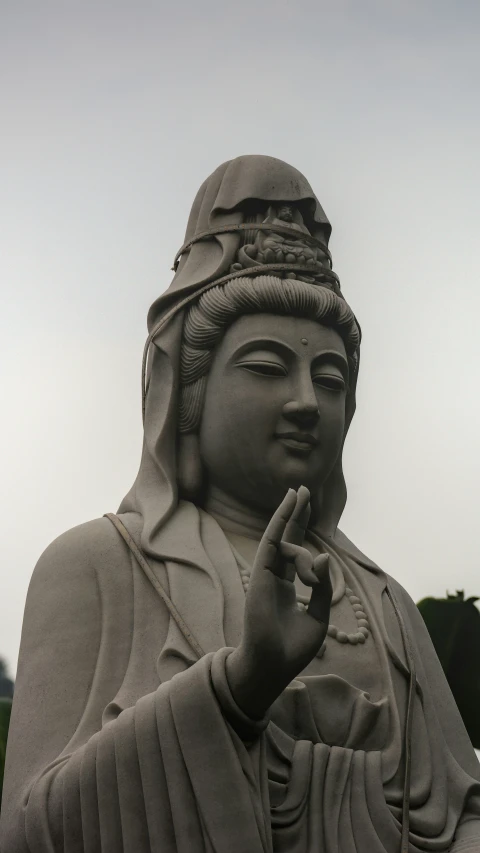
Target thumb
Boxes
[278,541,318,586]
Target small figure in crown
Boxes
[236,203,330,282]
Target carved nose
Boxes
[282,400,320,425]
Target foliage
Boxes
[417,591,480,748]
[0,657,14,809]
[0,658,14,700]
[0,698,12,809]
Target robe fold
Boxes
[1,503,479,852]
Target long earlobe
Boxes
[177,433,204,500]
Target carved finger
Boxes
[312,553,330,580]
[278,541,319,586]
[283,485,310,546]
[256,489,297,572]
[307,555,332,624]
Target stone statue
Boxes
[1,155,479,853]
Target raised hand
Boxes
[226,486,332,720]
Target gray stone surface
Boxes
[1,156,479,852]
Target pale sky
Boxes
[1,0,480,676]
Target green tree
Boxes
[417,591,480,747]
[0,658,13,700]
[0,658,13,809]
[0,697,12,809]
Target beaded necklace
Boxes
[230,544,370,653]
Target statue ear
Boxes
[177,433,204,500]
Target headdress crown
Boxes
[173,202,341,296]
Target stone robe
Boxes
[1,502,480,852]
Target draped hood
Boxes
[119,154,359,560]
[147,154,332,327]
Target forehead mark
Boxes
[301,338,308,346]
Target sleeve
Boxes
[0,523,271,853]
[450,819,480,851]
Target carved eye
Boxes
[312,373,346,391]
[237,360,288,378]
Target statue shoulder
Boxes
[383,573,424,626]
[29,513,140,593]
[333,528,381,569]
[334,530,418,617]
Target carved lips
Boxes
[275,431,319,454]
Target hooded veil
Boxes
[119,154,355,559]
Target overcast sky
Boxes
[1,0,480,676]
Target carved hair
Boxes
[179,275,360,433]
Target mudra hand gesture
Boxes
[227,486,332,720]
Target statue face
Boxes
[199,313,348,513]
[278,205,294,222]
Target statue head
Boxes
[277,204,295,223]
[178,275,359,518]
[120,155,360,556]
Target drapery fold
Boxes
[20,652,270,853]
